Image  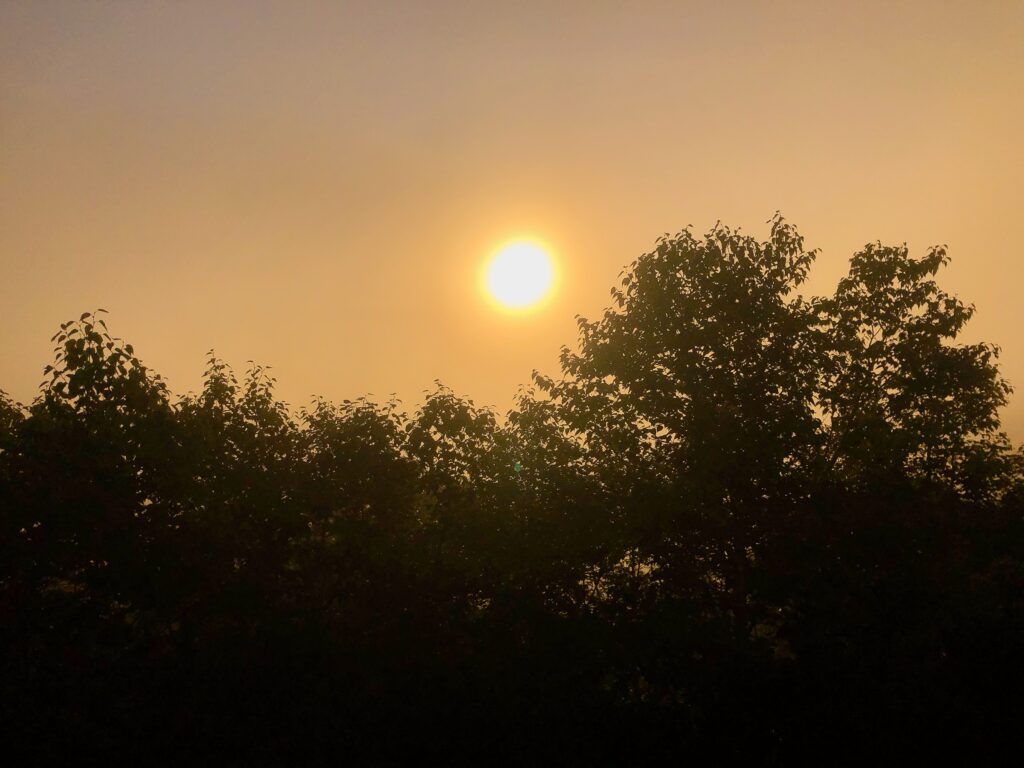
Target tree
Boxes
[538,217,823,641]
[816,241,1013,497]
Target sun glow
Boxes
[483,241,556,311]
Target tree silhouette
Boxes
[1,220,1021,764]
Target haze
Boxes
[2,0,1022,439]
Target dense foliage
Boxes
[2,218,1022,764]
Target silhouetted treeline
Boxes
[2,217,1022,764]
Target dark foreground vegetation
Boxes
[2,218,1022,764]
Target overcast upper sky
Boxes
[2,0,1022,439]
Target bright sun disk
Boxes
[484,242,554,310]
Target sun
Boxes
[483,241,556,311]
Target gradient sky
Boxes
[2,0,1022,439]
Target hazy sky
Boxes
[2,0,1023,439]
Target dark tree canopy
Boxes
[1,219,1021,764]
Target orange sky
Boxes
[2,1,1022,440]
